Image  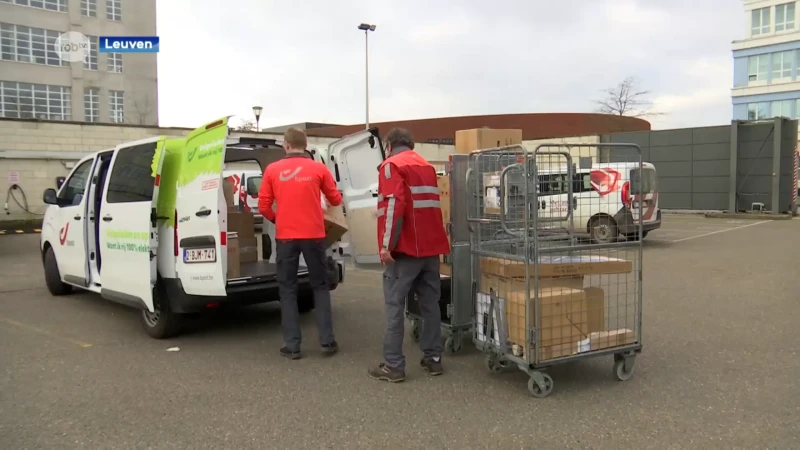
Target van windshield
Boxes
[630,167,657,195]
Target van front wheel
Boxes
[141,283,182,339]
[44,247,72,296]
[589,216,618,244]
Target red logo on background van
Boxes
[227,174,240,194]
[590,168,623,197]
[59,222,70,245]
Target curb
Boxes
[704,212,793,221]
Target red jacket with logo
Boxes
[258,154,342,240]
[377,147,450,258]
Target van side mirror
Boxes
[43,188,58,205]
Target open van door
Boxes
[328,128,385,268]
[99,137,167,312]
[174,117,231,296]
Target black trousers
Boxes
[275,238,334,351]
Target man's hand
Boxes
[379,248,394,265]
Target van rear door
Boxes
[629,164,659,224]
[328,128,385,267]
[175,117,230,296]
[99,137,166,312]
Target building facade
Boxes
[732,0,800,123]
[0,0,158,125]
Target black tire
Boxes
[43,247,72,296]
[140,282,182,339]
[298,289,315,314]
[589,216,618,244]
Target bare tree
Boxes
[232,119,256,132]
[127,94,155,125]
[594,76,664,118]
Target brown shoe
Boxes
[367,363,406,382]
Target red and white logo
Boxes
[590,168,622,197]
[59,222,70,245]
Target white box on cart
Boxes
[475,293,507,347]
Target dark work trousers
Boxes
[383,254,442,372]
[275,238,334,352]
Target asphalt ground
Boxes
[0,215,798,449]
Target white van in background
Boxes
[538,162,661,243]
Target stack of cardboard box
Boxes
[476,255,636,361]
[223,179,257,279]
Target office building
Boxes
[732,0,800,124]
[0,0,158,125]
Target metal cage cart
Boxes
[468,143,646,398]
[405,155,474,354]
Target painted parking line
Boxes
[0,228,41,235]
[0,317,93,348]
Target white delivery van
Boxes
[537,162,660,243]
[39,117,349,339]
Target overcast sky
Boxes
[155,0,742,131]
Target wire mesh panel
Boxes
[467,143,648,398]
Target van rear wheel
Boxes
[589,216,618,244]
[44,247,72,296]
[141,283,182,339]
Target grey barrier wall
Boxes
[599,118,798,214]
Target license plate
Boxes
[184,248,216,263]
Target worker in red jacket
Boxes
[258,127,343,360]
[367,127,450,383]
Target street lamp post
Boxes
[357,23,376,129]
[252,105,263,132]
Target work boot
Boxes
[420,356,443,376]
[321,341,339,356]
[367,363,406,383]
[280,347,302,360]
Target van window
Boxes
[572,173,594,193]
[629,167,657,195]
[58,159,93,205]
[106,142,157,203]
[538,174,568,195]
[246,175,262,195]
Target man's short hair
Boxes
[384,127,415,150]
[283,127,307,149]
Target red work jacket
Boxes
[377,147,450,258]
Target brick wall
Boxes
[0,119,456,221]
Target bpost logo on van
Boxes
[59,222,74,246]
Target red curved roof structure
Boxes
[305,113,650,143]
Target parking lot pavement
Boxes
[644,213,772,244]
[1,217,799,449]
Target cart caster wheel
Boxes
[484,355,505,373]
[527,373,554,398]
[410,321,421,343]
[613,356,635,381]
[445,335,463,354]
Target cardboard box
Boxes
[437,175,451,229]
[481,273,584,292]
[480,255,633,279]
[223,179,235,206]
[455,128,523,154]
[503,286,588,349]
[227,232,241,279]
[584,286,606,334]
[440,263,451,277]
[577,328,635,353]
[239,236,259,264]
[482,172,502,214]
[323,204,348,248]
[228,211,255,238]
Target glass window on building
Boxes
[106,0,122,21]
[83,35,98,70]
[747,102,770,120]
[0,23,66,67]
[0,81,71,120]
[0,0,67,12]
[776,2,796,31]
[771,100,793,118]
[109,90,124,123]
[752,7,771,35]
[748,54,770,82]
[107,52,123,73]
[81,0,96,17]
[772,51,794,80]
[84,87,99,122]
